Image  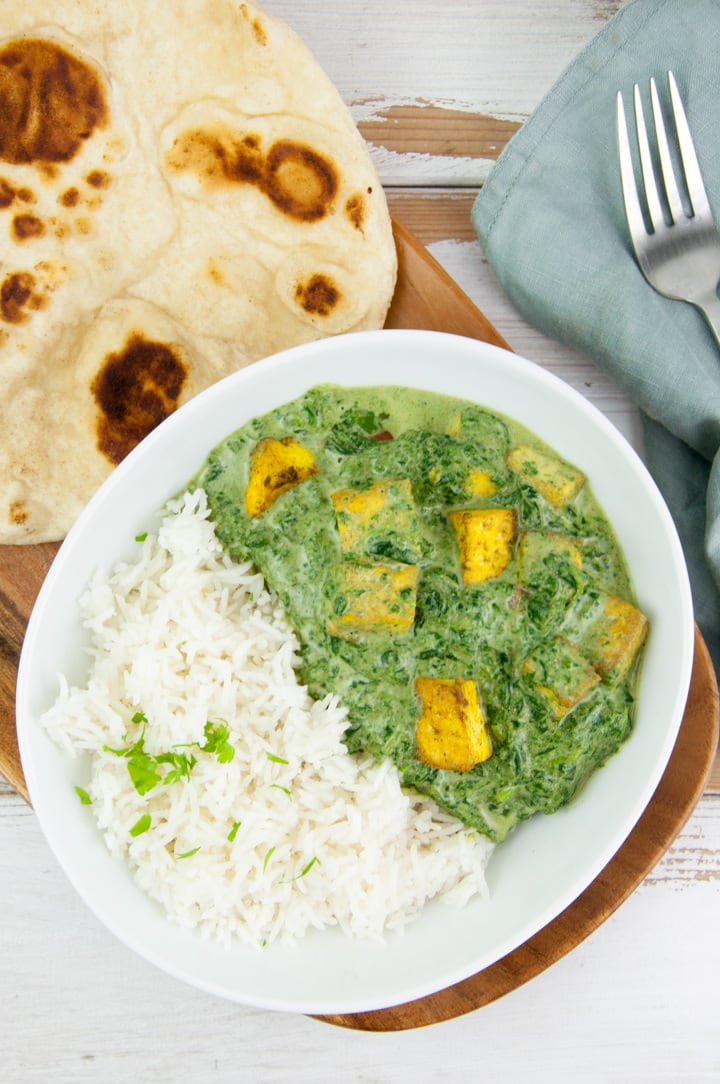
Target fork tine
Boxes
[633,83,665,232]
[667,70,712,218]
[616,91,649,247]
[649,77,685,223]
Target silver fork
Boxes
[616,70,720,345]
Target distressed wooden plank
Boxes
[643,794,720,885]
[261,0,631,186]
[387,189,479,242]
[358,105,520,161]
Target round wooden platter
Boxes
[0,220,718,1030]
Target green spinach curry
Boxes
[195,384,648,843]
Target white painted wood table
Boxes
[2,3,719,1080]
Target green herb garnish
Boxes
[154,750,197,785]
[227,820,241,842]
[134,532,148,542]
[104,727,162,796]
[74,785,92,806]
[262,846,276,871]
[129,813,151,837]
[105,714,227,796]
[281,856,321,884]
[200,720,235,764]
[176,846,200,860]
[299,856,320,877]
[265,752,288,765]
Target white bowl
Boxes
[17,329,694,1014]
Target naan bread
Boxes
[0,0,396,543]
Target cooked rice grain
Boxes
[42,490,493,946]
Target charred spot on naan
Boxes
[91,333,189,465]
[165,126,338,222]
[59,187,81,208]
[345,192,368,231]
[11,213,45,241]
[239,1,269,45]
[8,499,28,526]
[0,38,108,166]
[58,172,111,213]
[0,258,67,324]
[295,274,340,317]
[86,169,111,190]
[265,141,337,221]
[275,253,370,334]
[0,270,46,323]
[0,177,35,208]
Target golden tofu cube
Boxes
[245,437,316,517]
[448,508,517,585]
[518,530,583,574]
[331,478,421,562]
[467,469,497,497]
[326,561,417,641]
[415,677,492,772]
[583,594,649,681]
[522,637,601,719]
[506,444,585,506]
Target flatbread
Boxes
[0,0,396,543]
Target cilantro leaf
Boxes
[280,856,321,884]
[176,846,200,860]
[127,755,163,796]
[129,813,151,837]
[200,720,235,764]
[105,726,162,796]
[74,785,92,806]
[155,750,197,785]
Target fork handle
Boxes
[697,293,720,347]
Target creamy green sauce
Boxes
[194,384,644,843]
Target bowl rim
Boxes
[17,328,695,1013]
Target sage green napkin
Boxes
[472,0,720,672]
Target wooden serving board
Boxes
[1,220,718,1029]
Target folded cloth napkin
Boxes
[472,0,720,674]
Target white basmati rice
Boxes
[41,489,493,947]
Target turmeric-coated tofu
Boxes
[448,507,517,585]
[581,594,649,681]
[506,444,585,507]
[326,561,417,641]
[467,469,497,497]
[245,437,316,517]
[331,478,421,563]
[415,677,492,772]
[522,637,601,720]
